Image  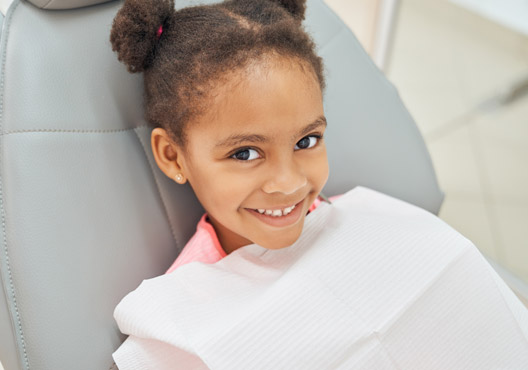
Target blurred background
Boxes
[325,0,528,306]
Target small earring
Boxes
[175,174,183,183]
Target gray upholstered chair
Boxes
[0,0,443,368]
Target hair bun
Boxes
[110,0,174,73]
[268,0,306,20]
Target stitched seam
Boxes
[2,124,151,135]
[0,0,30,368]
[132,127,180,250]
[41,0,54,9]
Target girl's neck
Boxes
[205,215,253,255]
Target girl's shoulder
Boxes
[164,214,226,274]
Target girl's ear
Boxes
[269,0,306,20]
[151,128,188,184]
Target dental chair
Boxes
[0,0,444,368]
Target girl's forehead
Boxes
[191,59,323,136]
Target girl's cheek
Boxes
[306,148,329,183]
[208,170,253,206]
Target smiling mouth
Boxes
[248,198,304,216]
[254,204,296,217]
[245,198,305,227]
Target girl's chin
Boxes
[254,228,304,250]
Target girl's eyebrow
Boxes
[215,116,327,148]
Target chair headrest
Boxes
[27,0,113,10]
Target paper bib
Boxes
[113,186,528,369]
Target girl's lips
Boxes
[245,199,304,228]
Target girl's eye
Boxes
[295,135,320,150]
[231,148,261,161]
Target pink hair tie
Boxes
[156,25,163,39]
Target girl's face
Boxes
[152,58,329,255]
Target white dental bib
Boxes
[113,186,528,369]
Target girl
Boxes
[109,1,528,368]
[110,0,335,265]
[110,0,338,367]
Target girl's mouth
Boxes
[245,199,304,228]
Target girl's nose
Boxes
[261,159,307,195]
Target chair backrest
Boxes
[0,0,444,368]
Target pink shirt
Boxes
[165,195,340,274]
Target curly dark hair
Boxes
[110,0,326,147]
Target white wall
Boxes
[324,0,400,72]
[449,0,528,36]
[0,0,14,15]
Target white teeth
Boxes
[256,204,297,217]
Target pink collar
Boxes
[197,214,227,258]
